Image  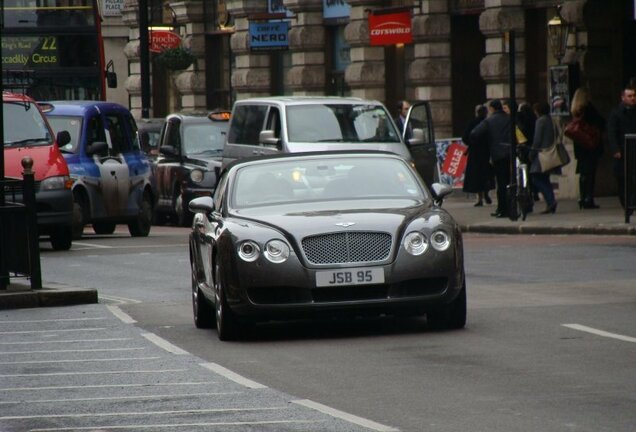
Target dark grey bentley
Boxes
[188,151,466,340]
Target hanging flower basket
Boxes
[154,47,196,71]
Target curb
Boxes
[0,284,98,310]
[459,223,636,236]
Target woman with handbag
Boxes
[530,102,558,214]
[568,87,606,209]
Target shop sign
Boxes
[436,138,467,189]
[368,9,413,46]
[249,21,289,51]
[149,30,181,54]
[268,0,294,18]
[102,0,125,17]
[323,0,351,24]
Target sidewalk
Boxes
[445,193,636,235]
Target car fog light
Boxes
[264,239,290,263]
[238,241,260,262]
[431,230,451,251]
[403,231,428,256]
[190,169,204,183]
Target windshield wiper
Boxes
[316,138,347,142]
[4,138,51,147]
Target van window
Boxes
[228,105,268,145]
[105,114,130,153]
[47,115,83,152]
[3,101,53,146]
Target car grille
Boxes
[301,231,392,265]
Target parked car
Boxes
[41,101,154,238]
[154,110,230,226]
[3,92,74,250]
[222,96,438,187]
[188,151,466,340]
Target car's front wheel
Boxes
[214,261,241,341]
[427,280,466,331]
[50,226,72,251]
[128,193,152,237]
[192,265,215,329]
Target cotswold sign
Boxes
[368,9,412,46]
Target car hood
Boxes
[232,199,443,238]
[4,144,69,180]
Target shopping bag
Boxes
[538,141,570,173]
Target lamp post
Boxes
[547,5,570,64]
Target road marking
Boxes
[0,327,106,335]
[0,347,144,355]
[199,362,267,389]
[0,381,219,392]
[107,305,137,323]
[0,338,131,345]
[72,241,113,249]
[0,406,289,420]
[0,317,106,324]
[562,324,636,343]
[293,399,400,432]
[0,356,160,365]
[0,369,186,378]
[101,294,141,304]
[141,332,188,355]
[0,392,242,405]
[29,420,317,431]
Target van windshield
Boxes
[286,104,401,144]
[2,101,53,147]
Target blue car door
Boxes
[101,111,131,217]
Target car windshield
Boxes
[231,156,426,209]
[286,103,401,144]
[183,123,227,156]
[46,115,82,153]
[2,101,53,147]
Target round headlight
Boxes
[264,239,290,263]
[403,231,428,256]
[238,241,260,262]
[431,230,451,251]
[190,169,204,183]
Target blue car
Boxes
[41,101,154,238]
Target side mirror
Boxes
[188,196,214,213]
[408,128,425,146]
[160,145,178,157]
[86,141,108,156]
[259,130,279,146]
[430,182,453,205]
[105,60,117,88]
[56,130,71,147]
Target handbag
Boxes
[564,117,601,150]
[537,141,570,173]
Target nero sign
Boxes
[249,21,289,51]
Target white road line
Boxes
[72,241,113,249]
[293,399,400,432]
[199,362,267,389]
[0,406,288,420]
[0,327,106,335]
[0,392,241,405]
[101,294,142,304]
[0,317,107,324]
[29,420,317,431]
[563,324,636,343]
[0,356,160,365]
[106,305,137,323]
[0,368,184,378]
[0,338,131,345]
[141,333,188,355]
[0,347,144,355]
[0,381,218,392]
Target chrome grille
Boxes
[302,232,392,265]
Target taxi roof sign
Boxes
[209,110,231,121]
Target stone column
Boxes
[410,0,452,138]
[121,0,144,119]
[285,0,325,95]
[344,0,385,101]
[226,0,271,99]
[478,0,525,101]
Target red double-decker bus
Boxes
[1,0,113,100]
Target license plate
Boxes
[315,267,384,287]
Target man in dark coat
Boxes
[470,99,512,217]
[462,104,493,206]
[607,84,636,208]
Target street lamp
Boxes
[547,5,570,64]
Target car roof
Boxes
[40,100,131,116]
[165,111,230,124]
[2,91,36,103]
[232,96,384,107]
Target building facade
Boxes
[109,0,636,199]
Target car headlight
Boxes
[40,175,73,191]
[190,169,204,183]
[264,239,290,263]
[403,231,428,255]
[431,230,451,251]
[238,240,260,262]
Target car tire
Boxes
[174,188,193,227]
[427,280,467,331]
[214,261,241,341]
[128,193,152,237]
[71,198,86,240]
[50,226,72,251]
[192,271,215,329]
[93,222,116,235]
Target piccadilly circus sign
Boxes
[368,8,413,46]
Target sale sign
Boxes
[436,139,467,189]
[149,30,181,54]
[368,9,412,46]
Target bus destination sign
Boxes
[1,36,60,68]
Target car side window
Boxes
[265,107,281,139]
[125,113,141,151]
[86,115,106,146]
[213,173,229,213]
[166,119,181,152]
[228,105,267,145]
[105,113,130,153]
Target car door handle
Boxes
[110,171,116,176]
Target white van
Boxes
[222,96,437,186]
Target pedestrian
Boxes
[569,87,605,209]
[395,100,412,140]
[470,99,511,218]
[462,104,493,206]
[607,83,636,209]
[530,101,558,214]
[517,102,539,204]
